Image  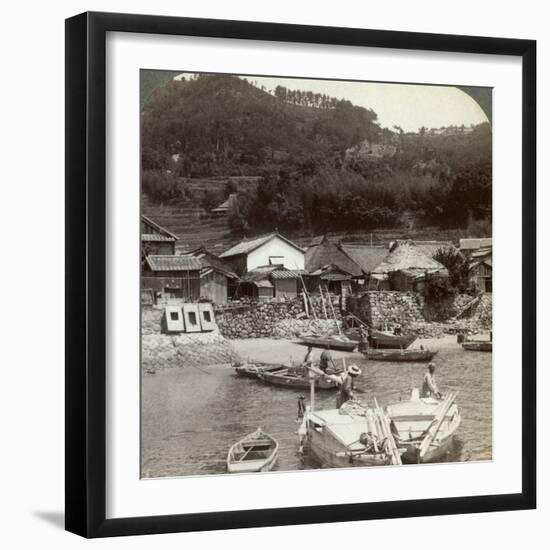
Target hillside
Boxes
[141,74,492,244]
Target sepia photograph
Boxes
[140,71,493,478]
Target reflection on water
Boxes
[141,348,492,478]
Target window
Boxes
[203,311,211,323]
[170,312,179,321]
[269,256,284,265]
[188,311,197,325]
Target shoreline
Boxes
[229,333,491,365]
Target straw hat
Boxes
[347,365,362,377]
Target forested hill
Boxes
[141,74,492,240]
[142,73,382,175]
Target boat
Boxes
[297,336,358,352]
[298,400,402,468]
[234,362,287,378]
[258,368,338,390]
[367,329,417,350]
[462,341,492,352]
[227,428,279,473]
[363,349,438,362]
[386,389,461,463]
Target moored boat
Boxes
[297,336,358,352]
[367,329,417,350]
[298,401,402,468]
[226,428,279,473]
[462,341,492,352]
[363,349,438,362]
[234,362,287,378]
[386,389,461,463]
[258,368,338,390]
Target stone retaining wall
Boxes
[215,296,342,339]
[142,332,240,372]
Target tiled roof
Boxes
[185,248,239,279]
[240,265,280,283]
[270,269,307,280]
[146,255,202,272]
[220,232,304,258]
[141,215,178,241]
[142,234,176,242]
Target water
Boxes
[141,348,492,478]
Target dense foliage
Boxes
[141,74,492,237]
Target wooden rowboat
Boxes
[234,362,287,378]
[363,349,438,362]
[226,428,278,473]
[386,389,461,463]
[368,329,417,350]
[258,368,338,390]
[462,341,492,352]
[297,336,358,352]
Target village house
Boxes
[141,214,178,256]
[211,193,238,216]
[185,247,239,304]
[305,236,389,294]
[220,232,305,276]
[460,238,492,293]
[236,265,307,301]
[370,241,448,291]
[142,255,202,301]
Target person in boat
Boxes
[308,364,362,408]
[295,345,314,376]
[319,345,337,374]
[421,363,442,399]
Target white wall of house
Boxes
[246,237,305,271]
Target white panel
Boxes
[182,303,201,333]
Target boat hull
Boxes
[258,370,337,390]
[227,429,279,473]
[234,363,286,378]
[363,350,438,362]
[297,337,358,352]
[387,395,461,464]
[462,341,492,352]
[368,331,417,350]
[301,408,394,468]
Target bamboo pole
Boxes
[319,285,328,319]
[418,392,457,461]
[325,286,342,336]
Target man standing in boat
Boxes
[319,345,337,374]
[308,364,362,408]
[421,363,442,399]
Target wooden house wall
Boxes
[200,271,229,304]
[141,270,200,301]
[141,241,175,256]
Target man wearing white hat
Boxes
[309,363,362,409]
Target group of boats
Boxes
[226,317,490,473]
[227,388,462,473]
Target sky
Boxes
[175,73,490,133]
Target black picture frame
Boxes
[65,11,536,538]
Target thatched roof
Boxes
[395,240,455,259]
[372,241,448,276]
[305,235,362,277]
[339,244,389,274]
